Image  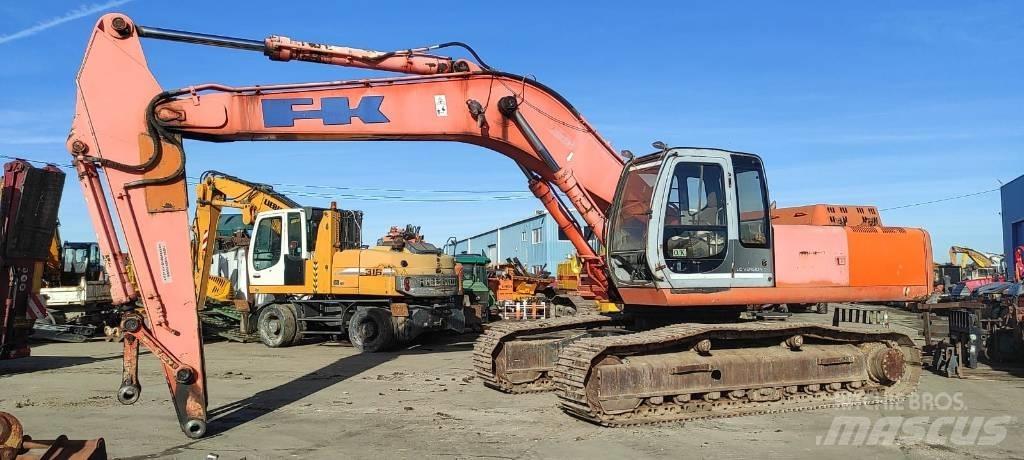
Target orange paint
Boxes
[773,225,850,287]
[846,226,932,288]
[771,204,882,227]
[620,285,930,307]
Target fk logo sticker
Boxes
[261,96,390,127]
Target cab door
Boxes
[282,210,306,286]
[645,148,774,290]
[249,211,285,286]
[249,209,307,287]
[647,150,734,289]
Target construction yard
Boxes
[0,3,1021,459]
[2,308,1022,459]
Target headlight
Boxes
[969,334,977,340]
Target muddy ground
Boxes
[2,308,1023,459]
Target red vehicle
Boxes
[0,160,64,360]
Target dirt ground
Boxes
[2,308,1023,459]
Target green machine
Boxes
[455,253,494,314]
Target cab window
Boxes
[607,163,660,282]
[662,162,727,273]
[287,212,303,258]
[733,155,770,248]
[88,245,101,266]
[253,216,282,270]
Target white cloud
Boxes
[0,0,133,45]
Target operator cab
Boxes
[248,206,362,286]
[61,242,104,284]
[606,148,774,291]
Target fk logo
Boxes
[261,96,390,128]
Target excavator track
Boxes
[553,322,921,426]
[474,315,616,393]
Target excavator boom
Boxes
[949,245,996,269]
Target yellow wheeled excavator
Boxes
[191,171,465,351]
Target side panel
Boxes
[773,225,849,287]
[329,249,362,294]
[847,227,931,288]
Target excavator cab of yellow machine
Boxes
[247,206,340,287]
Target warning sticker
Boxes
[434,95,448,117]
[156,241,172,283]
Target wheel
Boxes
[776,304,789,313]
[348,308,396,352]
[258,304,298,348]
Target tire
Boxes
[348,308,396,353]
[258,304,298,348]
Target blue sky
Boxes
[0,1,1021,256]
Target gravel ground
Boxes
[1,308,1022,459]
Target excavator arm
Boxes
[949,245,995,269]
[192,170,301,307]
[68,14,624,437]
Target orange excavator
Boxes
[67,14,932,437]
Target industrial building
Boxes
[446,210,598,273]
[1001,174,1024,281]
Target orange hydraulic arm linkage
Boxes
[69,14,623,437]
